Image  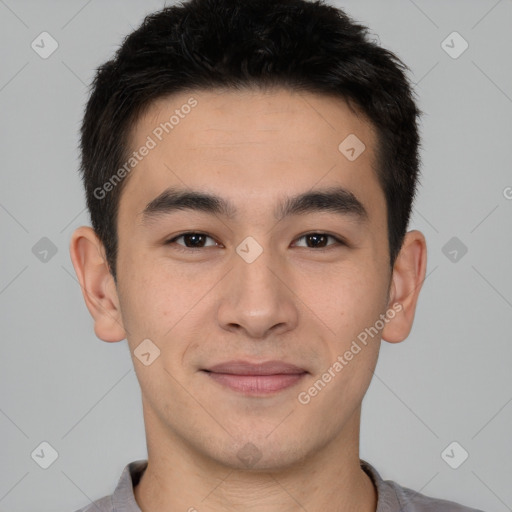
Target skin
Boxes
[70,87,427,512]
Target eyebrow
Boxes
[140,186,368,224]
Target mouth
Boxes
[201,360,308,395]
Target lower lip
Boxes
[203,371,307,395]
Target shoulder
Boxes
[385,477,486,512]
[71,459,147,512]
[73,494,113,512]
[360,459,486,512]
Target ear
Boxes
[381,230,427,343]
[69,226,126,342]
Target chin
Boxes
[208,433,311,472]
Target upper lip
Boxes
[203,360,308,375]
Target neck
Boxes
[134,404,377,512]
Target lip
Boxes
[204,360,307,375]
[202,360,308,395]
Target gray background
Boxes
[0,0,511,510]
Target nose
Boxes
[216,245,299,339]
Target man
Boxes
[70,0,484,510]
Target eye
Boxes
[165,232,219,249]
[164,231,346,251]
[293,232,345,249]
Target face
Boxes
[83,87,405,470]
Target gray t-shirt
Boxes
[74,458,485,511]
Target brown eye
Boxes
[166,232,218,249]
[294,233,344,249]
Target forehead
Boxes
[134,87,376,154]
[119,87,384,224]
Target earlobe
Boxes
[381,230,427,344]
[69,226,126,342]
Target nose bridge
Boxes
[234,240,282,309]
[236,242,278,295]
[217,240,298,337]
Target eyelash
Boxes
[164,232,347,251]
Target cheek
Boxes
[313,272,384,401]
[118,250,214,349]
[116,253,172,338]
[307,266,389,383]
[307,261,386,326]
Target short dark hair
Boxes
[79,0,422,282]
